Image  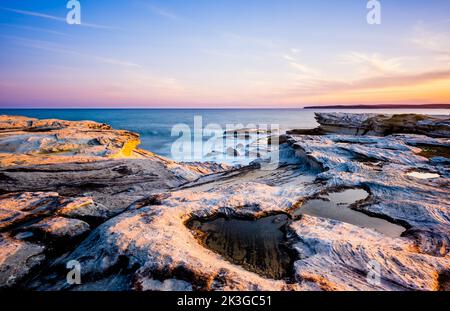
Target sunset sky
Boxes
[0,0,450,108]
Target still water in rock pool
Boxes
[188,214,295,280]
[187,189,406,281]
[293,189,405,238]
[407,171,440,179]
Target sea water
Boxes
[1,108,448,162]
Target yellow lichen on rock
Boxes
[110,137,141,159]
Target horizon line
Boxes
[1,103,450,110]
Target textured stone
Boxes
[0,234,45,288]
[28,216,90,240]
[0,114,448,291]
[314,113,450,137]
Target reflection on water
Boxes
[407,171,440,179]
[187,214,295,280]
[293,189,405,238]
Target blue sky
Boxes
[0,0,450,107]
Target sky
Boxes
[0,0,450,108]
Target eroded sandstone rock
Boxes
[28,216,90,240]
[0,115,140,166]
[0,192,62,230]
[311,113,450,138]
[0,114,448,291]
[291,216,448,291]
[0,234,45,288]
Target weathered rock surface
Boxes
[0,115,229,216]
[0,115,139,166]
[28,217,90,240]
[0,160,197,215]
[36,183,315,291]
[0,234,45,288]
[49,132,448,290]
[291,216,447,291]
[0,114,449,291]
[0,192,100,230]
[0,115,230,289]
[288,113,450,138]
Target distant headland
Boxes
[303,104,450,109]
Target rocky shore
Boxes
[0,113,449,291]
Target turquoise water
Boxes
[0,109,448,159]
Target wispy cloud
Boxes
[409,21,450,72]
[283,68,450,99]
[282,54,296,62]
[222,32,275,49]
[282,50,322,78]
[411,21,450,59]
[340,52,407,76]
[0,7,65,22]
[96,57,142,68]
[288,61,321,77]
[274,46,450,103]
[200,49,241,58]
[0,23,67,36]
[352,69,450,89]
[0,7,118,30]
[1,35,141,69]
[146,4,179,20]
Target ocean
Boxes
[1,108,448,163]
